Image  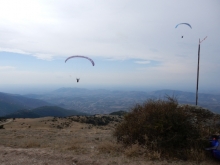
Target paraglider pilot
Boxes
[76,78,80,83]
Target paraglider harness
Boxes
[205,135,220,159]
[76,78,80,83]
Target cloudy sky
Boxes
[0,0,219,94]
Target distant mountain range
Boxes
[24,87,220,114]
[0,88,219,118]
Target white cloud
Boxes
[33,54,54,61]
[0,47,55,61]
[0,1,56,24]
[0,0,219,62]
[0,47,29,55]
[135,60,151,64]
[104,57,127,61]
[0,66,16,70]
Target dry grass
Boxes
[124,143,144,158]
[98,140,123,155]
[185,148,207,163]
[0,117,219,165]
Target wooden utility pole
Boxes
[196,36,207,105]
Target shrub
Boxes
[113,97,211,160]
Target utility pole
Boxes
[196,36,207,105]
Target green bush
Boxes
[113,97,211,160]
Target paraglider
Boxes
[65,55,95,83]
[65,55,95,66]
[175,23,192,38]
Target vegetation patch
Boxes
[113,97,220,161]
[69,115,123,126]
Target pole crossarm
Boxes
[199,36,207,44]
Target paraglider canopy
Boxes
[175,23,192,29]
[65,55,95,66]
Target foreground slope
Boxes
[0,112,219,165]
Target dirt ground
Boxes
[0,117,219,165]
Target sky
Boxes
[0,0,219,94]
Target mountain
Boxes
[4,106,88,118]
[31,106,87,117]
[0,92,52,116]
[4,109,40,118]
[0,100,25,117]
[109,110,127,116]
[148,89,220,113]
[24,87,151,114]
[23,88,220,114]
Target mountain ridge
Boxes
[0,92,53,116]
[1,88,219,117]
[23,87,220,114]
[4,105,88,118]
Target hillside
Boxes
[0,101,25,117]
[0,92,52,116]
[4,109,41,118]
[4,106,88,118]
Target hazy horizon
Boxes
[0,84,219,95]
[0,1,219,95]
